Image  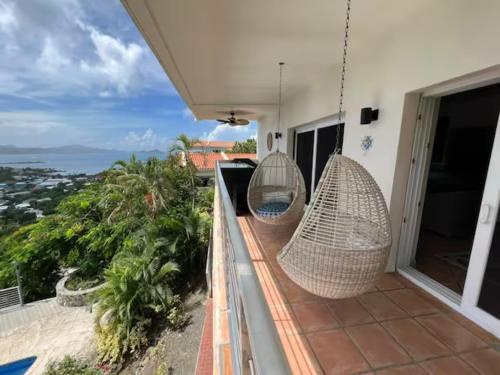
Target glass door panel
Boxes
[295,131,314,203]
[462,113,500,335]
[314,124,344,187]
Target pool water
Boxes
[0,357,36,375]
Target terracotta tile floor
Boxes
[238,216,500,375]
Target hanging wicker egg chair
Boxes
[247,151,306,225]
[247,62,307,225]
[277,154,392,298]
[275,0,391,298]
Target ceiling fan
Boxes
[216,111,250,126]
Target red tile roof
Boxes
[189,152,225,171]
[225,153,257,160]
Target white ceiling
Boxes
[122,0,433,120]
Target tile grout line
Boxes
[242,217,495,374]
[245,217,328,375]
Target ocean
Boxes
[0,150,166,175]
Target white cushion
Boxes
[262,190,292,204]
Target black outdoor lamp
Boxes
[360,107,379,125]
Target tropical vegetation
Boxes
[0,134,213,365]
[230,138,256,153]
[44,356,104,375]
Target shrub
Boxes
[94,234,179,363]
[96,318,150,364]
[44,356,103,375]
[166,295,190,330]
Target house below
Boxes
[189,152,256,181]
[190,140,235,153]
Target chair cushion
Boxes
[262,190,293,204]
[256,201,290,218]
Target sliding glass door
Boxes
[462,113,500,333]
[294,122,344,203]
[295,131,314,203]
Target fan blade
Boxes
[235,119,250,125]
[216,119,230,124]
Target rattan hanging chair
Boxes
[277,154,392,298]
[247,62,306,225]
[247,151,306,225]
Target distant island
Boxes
[0,145,164,155]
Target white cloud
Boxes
[37,38,71,73]
[0,1,16,32]
[203,121,257,141]
[0,111,66,134]
[80,26,144,95]
[0,0,173,99]
[120,128,169,151]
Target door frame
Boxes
[397,67,500,337]
[293,114,342,201]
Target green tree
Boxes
[0,216,64,301]
[168,134,199,208]
[230,138,256,153]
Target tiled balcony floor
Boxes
[238,216,500,375]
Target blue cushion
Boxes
[256,201,290,218]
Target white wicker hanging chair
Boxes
[247,62,306,225]
[275,0,391,298]
[277,154,392,298]
[247,151,306,225]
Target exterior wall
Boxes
[256,0,500,270]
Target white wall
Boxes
[257,0,500,270]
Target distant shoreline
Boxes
[0,161,45,165]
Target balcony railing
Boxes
[214,161,291,375]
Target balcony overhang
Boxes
[122,0,433,121]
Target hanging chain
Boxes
[277,62,284,152]
[335,0,351,153]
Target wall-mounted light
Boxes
[360,107,379,125]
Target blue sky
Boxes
[0,0,256,150]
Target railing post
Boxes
[206,228,213,297]
[14,262,23,306]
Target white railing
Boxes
[215,161,290,375]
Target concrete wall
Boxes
[256,0,500,270]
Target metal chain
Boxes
[336,0,351,152]
[277,62,284,152]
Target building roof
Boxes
[189,152,226,171]
[15,203,31,209]
[188,152,257,172]
[225,153,257,160]
[192,140,235,149]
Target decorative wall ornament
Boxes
[267,132,273,151]
[361,135,373,152]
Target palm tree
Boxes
[100,155,173,221]
[95,231,179,362]
[169,134,199,208]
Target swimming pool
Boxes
[0,357,36,375]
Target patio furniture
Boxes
[277,154,392,298]
[247,62,307,225]
[247,151,306,225]
[277,0,392,298]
